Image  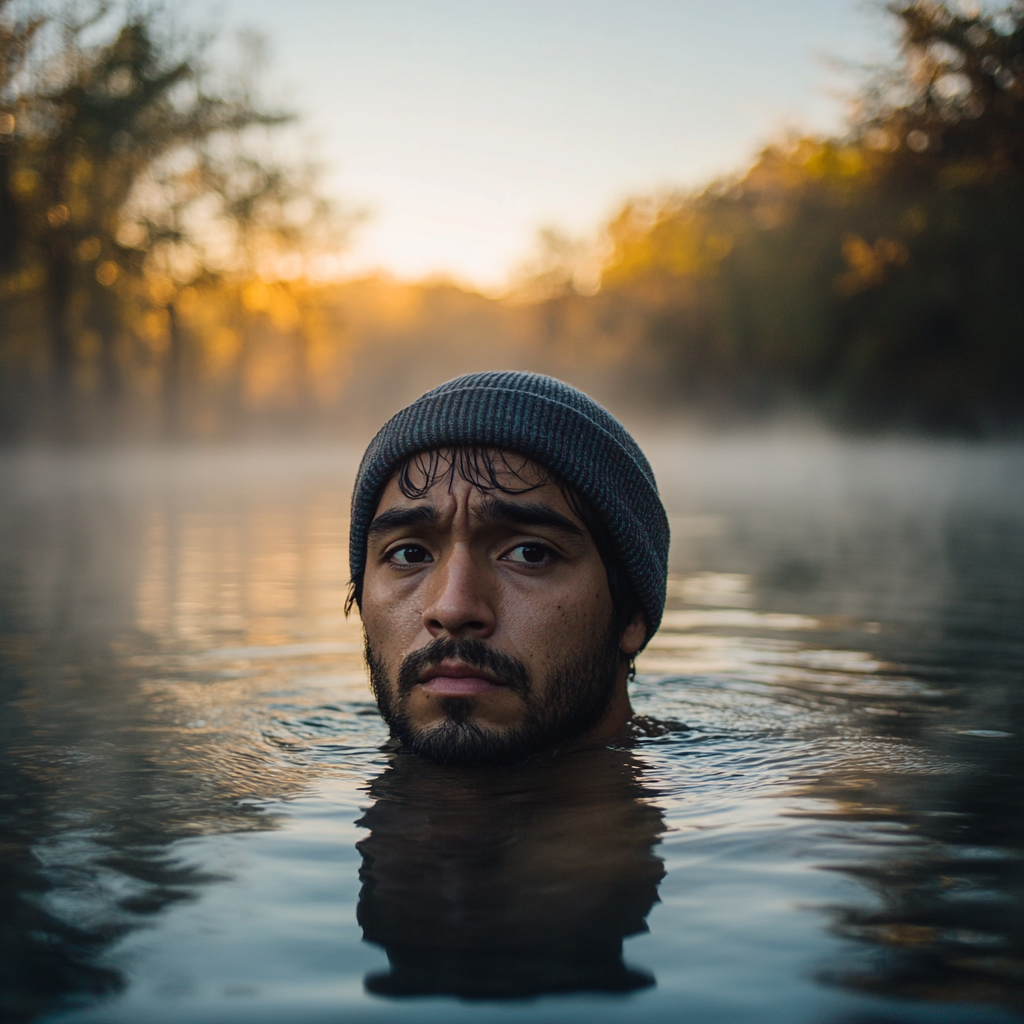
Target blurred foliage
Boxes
[0,1,344,440]
[1,0,1022,440]
[547,0,1024,432]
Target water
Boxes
[1,437,1022,1024]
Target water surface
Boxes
[1,438,1022,1023]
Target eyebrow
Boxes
[367,505,438,537]
[366,498,584,538]
[476,497,583,536]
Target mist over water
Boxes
[1,436,1022,1023]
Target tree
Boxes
[0,3,339,439]
[0,0,43,272]
[855,1,1024,184]
[567,2,1024,431]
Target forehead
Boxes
[375,447,573,511]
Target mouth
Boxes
[417,662,508,697]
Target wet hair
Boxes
[347,446,640,639]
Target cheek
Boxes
[502,571,612,661]
[360,579,418,672]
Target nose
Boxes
[421,544,496,639]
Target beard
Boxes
[365,632,621,766]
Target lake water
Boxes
[1,437,1022,1024]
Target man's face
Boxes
[359,450,645,765]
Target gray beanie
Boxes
[349,371,669,644]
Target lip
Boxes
[417,662,506,697]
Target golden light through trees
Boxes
[0,1,349,440]
[1,1,1022,439]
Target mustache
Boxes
[396,637,531,697]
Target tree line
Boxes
[539,1,1024,432]
[1,1,1022,440]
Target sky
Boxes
[202,0,893,292]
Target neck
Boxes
[566,668,634,752]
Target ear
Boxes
[618,610,647,658]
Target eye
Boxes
[504,543,553,565]
[388,544,433,565]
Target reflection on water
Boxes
[357,748,664,998]
[0,439,1022,1023]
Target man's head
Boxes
[349,372,669,766]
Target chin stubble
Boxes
[365,633,620,766]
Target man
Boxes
[348,370,669,766]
